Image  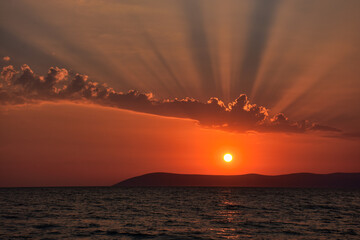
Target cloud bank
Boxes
[0,64,342,135]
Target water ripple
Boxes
[0,187,359,239]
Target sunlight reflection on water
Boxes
[0,187,359,239]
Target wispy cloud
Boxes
[1,63,346,137]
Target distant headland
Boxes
[113,172,360,188]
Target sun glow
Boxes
[223,153,233,162]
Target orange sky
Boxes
[1,102,358,187]
[0,0,359,187]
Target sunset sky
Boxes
[0,0,359,187]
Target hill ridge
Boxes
[113,172,360,188]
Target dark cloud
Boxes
[1,65,16,86]
[0,64,344,136]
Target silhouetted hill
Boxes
[113,172,360,188]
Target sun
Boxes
[223,153,233,162]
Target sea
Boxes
[0,187,359,239]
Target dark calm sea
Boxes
[0,187,359,239]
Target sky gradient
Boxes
[0,0,359,187]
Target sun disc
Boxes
[223,153,232,162]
